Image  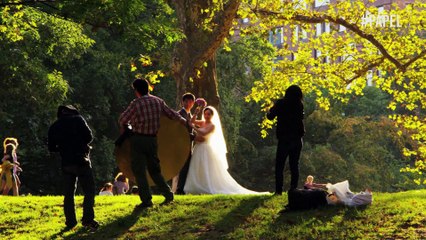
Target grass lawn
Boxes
[0,190,425,239]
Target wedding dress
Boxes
[326,180,373,206]
[184,107,266,195]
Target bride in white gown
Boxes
[184,106,266,195]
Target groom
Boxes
[175,92,196,195]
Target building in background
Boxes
[265,0,415,86]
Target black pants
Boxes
[62,164,95,227]
[130,135,172,203]
[275,138,303,193]
[176,151,192,193]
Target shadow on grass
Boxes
[60,206,150,240]
[260,199,370,239]
[273,205,339,225]
[195,195,271,240]
[50,195,270,239]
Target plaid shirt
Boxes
[119,94,183,135]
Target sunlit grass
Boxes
[0,190,425,239]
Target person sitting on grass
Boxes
[113,172,129,195]
[99,183,114,196]
[304,175,326,190]
[130,185,139,195]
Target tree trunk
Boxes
[173,54,220,108]
[191,56,220,107]
[170,0,240,109]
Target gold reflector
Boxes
[114,115,190,185]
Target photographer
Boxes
[48,105,99,230]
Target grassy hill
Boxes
[1,190,425,239]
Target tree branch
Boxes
[344,57,385,85]
[403,49,426,70]
[190,0,241,70]
[251,8,420,72]
[324,15,404,70]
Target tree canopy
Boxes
[0,0,425,193]
[240,0,426,184]
[0,0,181,193]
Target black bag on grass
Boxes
[287,189,328,210]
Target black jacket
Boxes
[267,98,305,140]
[48,114,93,166]
[179,108,195,141]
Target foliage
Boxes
[1,0,181,193]
[90,136,116,184]
[1,191,426,239]
[216,35,275,190]
[241,0,426,184]
[216,34,416,192]
[217,35,275,151]
[1,0,424,193]
[302,110,417,192]
[56,0,182,80]
[342,86,392,118]
[59,0,181,188]
[0,5,93,193]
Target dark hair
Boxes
[182,93,195,102]
[284,85,303,102]
[132,78,149,95]
[4,143,15,161]
[4,143,16,155]
[115,172,128,183]
[131,186,139,194]
[101,182,113,192]
[203,107,214,115]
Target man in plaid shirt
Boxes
[119,78,186,209]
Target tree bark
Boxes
[170,0,240,108]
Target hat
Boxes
[57,105,79,118]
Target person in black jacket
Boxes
[48,105,99,230]
[267,85,305,195]
[175,92,195,195]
